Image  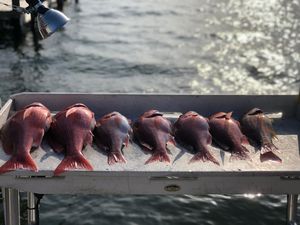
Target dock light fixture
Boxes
[0,0,69,39]
[25,0,70,39]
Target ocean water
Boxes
[0,0,299,224]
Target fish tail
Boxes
[260,151,282,163]
[0,153,38,174]
[108,151,126,165]
[261,142,278,154]
[190,148,220,165]
[54,152,93,176]
[230,145,250,161]
[145,147,170,164]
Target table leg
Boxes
[27,192,36,225]
[287,194,298,225]
[2,188,20,225]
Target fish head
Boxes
[98,112,126,125]
[175,111,199,123]
[174,111,202,134]
[60,104,95,129]
[141,109,163,118]
[23,102,52,123]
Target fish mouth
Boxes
[24,102,47,109]
[103,112,118,119]
[247,108,264,115]
[209,112,233,120]
[181,111,199,118]
[66,103,88,110]
[143,110,163,118]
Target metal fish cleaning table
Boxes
[0,93,299,225]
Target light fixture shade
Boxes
[37,8,70,39]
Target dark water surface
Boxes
[0,0,299,224]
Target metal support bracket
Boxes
[287,194,298,225]
[2,188,20,225]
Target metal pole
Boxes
[27,193,36,225]
[297,87,300,120]
[2,188,20,225]
[287,194,298,225]
[57,0,63,11]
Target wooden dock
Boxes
[0,0,27,11]
[0,0,31,31]
[0,0,70,32]
[0,0,29,18]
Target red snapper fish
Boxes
[94,112,132,165]
[133,110,174,164]
[47,103,95,175]
[240,108,281,162]
[208,112,250,160]
[173,111,219,165]
[0,103,52,173]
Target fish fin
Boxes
[139,142,152,152]
[0,153,38,174]
[54,153,93,176]
[32,130,44,148]
[108,151,126,165]
[46,134,65,153]
[1,138,13,155]
[124,135,130,147]
[211,137,228,150]
[263,117,277,138]
[140,145,152,152]
[234,120,241,128]
[94,139,109,152]
[85,131,93,146]
[168,135,176,146]
[145,149,170,164]
[225,111,233,120]
[261,142,278,154]
[207,134,212,145]
[270,129,277,139]
[189,151,219,165]
[241,135,250,146]
[229,146,250,161]
[260,151,282,163]
[166,146,172,154]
